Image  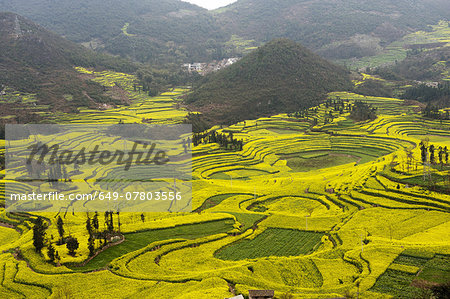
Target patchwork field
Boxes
[0,69,448,298]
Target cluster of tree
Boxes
[288,107,318,118]
[0,124,4,169]
[288,98,358,124]
[367,67,403,81]
[402,82,450,104]
[183,113,211,133]
[422,105,450,120]
[354,79,393,98]
[349,101,377,122]
[33,216,78,261]
[34,210,124,263]
[87,211,123,255]
[324,98,353,113]
[420,141,449,167]
[192,131,244,150]
[318,40,379,60]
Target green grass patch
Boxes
[215,228,323,260]
[371,253,449,296]
[284,152,359,172]
[393,253,430,268]
[370,268,417,296]
[209,169,270,180]
[417,254,450,284]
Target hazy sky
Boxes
[182,0,238,10]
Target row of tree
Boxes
[422,105,450,120]
[288,98,375,124]
[419,141,449,167]
[192,131,244,150]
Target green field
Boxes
[283,152,360,172]
[216,229,324,260]
[370,252,450,297]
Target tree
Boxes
[141,213,145,223]
[55,250,60,265]
[66,237,79,256]
[88,238,95,257]
[92,212,99,232]
[444,146,448,164]
[349,101,376,121]
[105,211,114,232]
[405,148,414,173]
[429,145,435,165]
[86,216,95,256]
[86,216,93,237]
[33,217,46,253]
[56,216,64,244]
[47,243,56,262]
[438,146,444,169]
[420,141,428,164]
[116,211,121,233]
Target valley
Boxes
[0,2,449,298]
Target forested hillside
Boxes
[216,0,450,59]
[0,0,227,64]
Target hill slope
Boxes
[215,0,450,59]
[186,39,352,125]
[0,0,227,64]
[0,12,135,117]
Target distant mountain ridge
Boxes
[1,0,448,64]
[186,38,352,125]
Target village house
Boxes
[182,57,241,75]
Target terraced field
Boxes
[0,69,448,298]
[340,20,450,69]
